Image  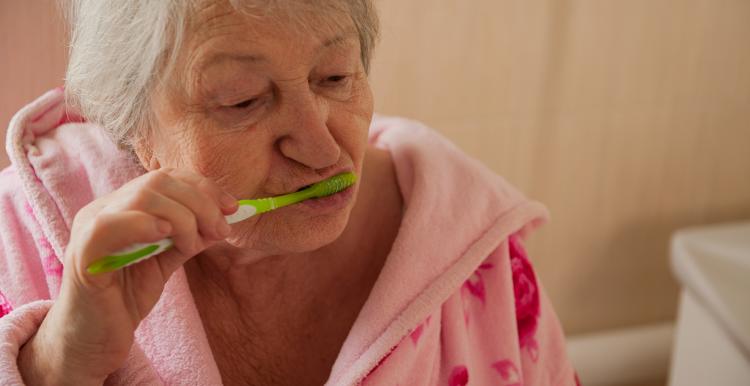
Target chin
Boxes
[228,206,353,255]
[278,211,351,253]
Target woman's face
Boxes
[141,2,374,256]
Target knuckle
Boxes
[193,179,219,202]
[197,195,218,218]
[71,208,91,231]
[126,189,156,211]
[176,240,196,255]
[186,212,199,233]
[144,169,172,189]
[173,207,198,234]
[87,212,116,240]
[195,176,216,192]
[173,230,198,254]
[192,173,220,193]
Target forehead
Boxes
[187,1,353,49]
[183,1,356,72]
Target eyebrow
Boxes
[194,32,356,74]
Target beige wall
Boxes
[0,1,68,167]
[370,0,750,334]
[2,1,749,335]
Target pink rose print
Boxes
[410,315,432,346]
[364,345,397,379]
[448,365,469,386]
[463,262,494,304]
[39,235,63,278]
[410,323,424,345]
[0,291,12,318]
[23,201,33,215]
[491,359,522,386]
[462,262,495,323]
[24,202,63,278]
[509,235,540,360]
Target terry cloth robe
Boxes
[0,88,578,385]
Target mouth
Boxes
[286,167,355,195]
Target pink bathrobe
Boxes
[0,88,577,385]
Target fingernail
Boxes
[155,219,171,234]
[221,192,237,209]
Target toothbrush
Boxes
[86,172,357,274]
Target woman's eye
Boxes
[323,75,350,85]
[230,98,257,109]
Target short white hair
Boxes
[63,0,379,150]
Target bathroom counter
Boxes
[669,221,750,385]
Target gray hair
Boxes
[63,0,379,150]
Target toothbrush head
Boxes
[226,172,357,223]
[309,171,357,198]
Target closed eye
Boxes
[326,75,348,83]
[230,98,257,109]
[319,74,353,88]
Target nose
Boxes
[276,89,340,170]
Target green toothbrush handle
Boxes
[87,238,174,274]
[88,204,259,274]
[235,190,314,216]
[87,199,275,274]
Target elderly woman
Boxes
[0,1,576,385]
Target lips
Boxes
[286,167,354,194]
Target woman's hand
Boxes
[18,168,237,384]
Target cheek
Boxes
[187,131,273,194]
[150,129,194,169]
[331,84,374,161]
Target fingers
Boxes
[166,169,239,215]
[114,169,236,249]
[139,169,237,239]
[70,168,238,283]
[127,190,206,256]
[68,210,172,285]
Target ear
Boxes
[132,132,161,171]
